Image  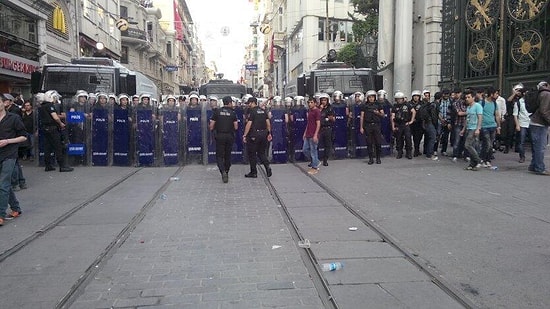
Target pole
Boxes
[326,0,330,54]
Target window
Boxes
[318,18,325,41]
[146,21,153,42]
[166,42,172,58]
[120,6,128,18]
[121,46,128,63]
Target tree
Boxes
[337,43,359,67]
[349,0,379,38]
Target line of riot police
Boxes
[31,89,432,167]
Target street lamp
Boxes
[361,35,377,69]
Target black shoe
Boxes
[396,153,403,159]
[244,172,257,178]
[376,158,381,164]
[322,161,328,166]
[59,167,74,172]
[368,158,374,165]
[221,171,228,183]
[266,167,272,177]
[407,154,412,159]
[413,151,420,157]
[45,166,56,172]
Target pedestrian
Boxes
[0,93,28,226]
[302,97,321,174]
[410,90,424,156]
[21,100,34,161]
[461,89,483,171]
[39,91,74,172]
[512,85,530,163]
[318,93,335,166]
[391,91,415,159]
[528,81,550,175]
[480,87,501,167]
[451,88,468,162]
[243,97,272,178]
[360,90,385,164]
[437,89,452,156]
[209,96,238,183]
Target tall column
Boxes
[377,0,394,97]
[394,0,413,97]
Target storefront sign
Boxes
[0,51,39,79]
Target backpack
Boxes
[524,88,550,114]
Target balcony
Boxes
[121,27,147,44]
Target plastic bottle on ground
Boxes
[321,262,343,272]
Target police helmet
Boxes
[45,90,60,101]
[294,96,305,106]
[88,93,96,100]
[422,89,430,96]
[377,89,387,99]
[284,96,293,106]
[131,94,139,101]
[166,95,176,103]
[97,93,109,100]
[319,93,330,101]
[513,83,524,91]
[199,95,207,101]
[75,90,89,99]
[108,94,117,101]
[140,93,151,101]
[366,90,377,98]
[118,94,129,102]
[333,90,343,101]
[411,90,422,97]
[272,96,282,105]
[189,93,199,100]
[394,91,405,99]
[353,91,364,101]
[43,92,55,103]
[208,95,218,102]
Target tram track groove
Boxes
[291,162,479,309]
[56,166,185,309]
[258,167,339,309]
[0,168,143,263]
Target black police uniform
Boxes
[410,100,424,156]
[245,106,271,177]
[211,106,237,175]
[391,102,413,159]
[319,103,335,165]
[362,102,384,164]
[39,101,72,171]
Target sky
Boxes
[186,0,258,82]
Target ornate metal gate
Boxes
[440,0,550,92]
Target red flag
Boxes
[269,33,274,64]
[174,0,183,41]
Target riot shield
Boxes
[135,107,155,166]
[67,101,90,165]
[380,102,393,156]
[112,107,132,166]
[270,106,287,163]
[206,106,217,164]
[292,106,307,161]
[185,105,203,164]
[91,105,110,166]
[332,104,348,159]
[232,105,245,163]
[161,108,181,166]
[354,104,368,158]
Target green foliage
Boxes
[337,43,359,67]
[349,0,379,37]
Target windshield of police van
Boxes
[315,70,373,95]
[42,66,115,96]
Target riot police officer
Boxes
[39,92,74,172]
[243,97,272,178]
[360,90,384,164]
[410,90,424,156]
[209,96,238,183]
[391,91,415,159]
[348,91,364,158]
[319,93,335,166]
[284,96,295,162]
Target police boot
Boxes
[396,151,403,159]
[406,150,413,159]
[376,147,382,164]
[368,153,374,165]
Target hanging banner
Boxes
[113,109,130,166]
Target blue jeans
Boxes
[480,127,496,162]
[302,137,320,168]
[11,159,25,186]
[517,127,530,159]
[424,123,437,157]
[465,129,481,166]
[529,125,548,173]
[0,159,21,218]
[452,124,466,158]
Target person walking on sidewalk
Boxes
[461,90,483,171]
[303,97,321,174]
[0,93,28,226]
[528,81,550,175]
[210,96,238,183]
[243,97,272,178]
